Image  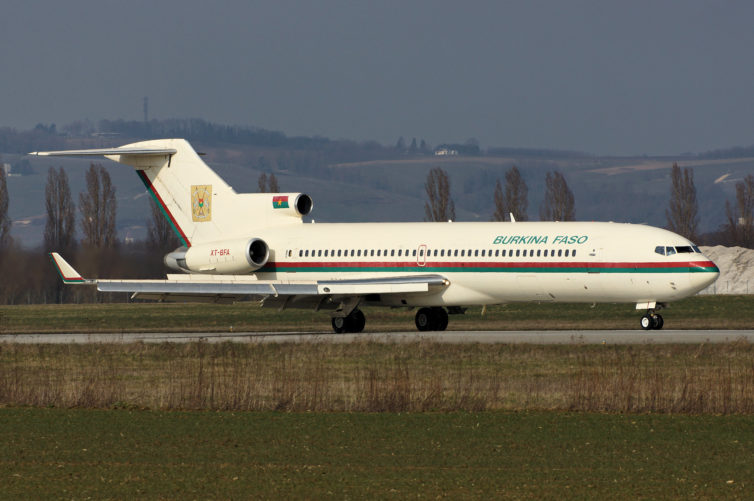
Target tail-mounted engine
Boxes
[165,237,269,274]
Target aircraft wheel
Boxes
[432,307,449,331]
[349,309,366,333]
[653,314,664,330]
[640,314,653,330]
[332,316,347,334]
[415,308,434,331]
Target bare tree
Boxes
[257,172,280,193]
[724,174,754,248]
[0,168,10,248]
[424,167,455,222]
[666,163,699,241]
[258,172,268,192]
[79,164,117,248]
[44,167,76,252]
[268,173,280,193]
[540,171,575,221]
[147,198,180,251]
[492,165,528,221]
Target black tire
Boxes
[640,314,653,330]
[415,307,434,331]
[432,307,449,331]
[332,316,346,334]
[654,314,664,330]
[349,309,366,333]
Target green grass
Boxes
[1,295,754,333]
[0,409,751,499]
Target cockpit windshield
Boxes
[655,245,702,256]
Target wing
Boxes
[50,253,448,306]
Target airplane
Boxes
[33,139,720,332]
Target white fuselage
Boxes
[212,220,719,307]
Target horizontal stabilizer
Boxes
[29,147,177,157]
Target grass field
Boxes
[1,409,752,498]
[2,342,753,414]
[1,295,754,333]
[2,297,753,498]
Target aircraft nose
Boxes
[690,257,720,292]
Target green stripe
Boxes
[265,265,719,274]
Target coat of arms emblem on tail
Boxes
[191,185,212,222]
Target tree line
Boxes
[424,163,754,248]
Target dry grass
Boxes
[1,341,753,414]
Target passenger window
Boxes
[474,250,479,257]
[522,250,527,257]
[370,250,374,257]
[543,250,548,257]
[558,249,562,257]
[391,250,395,257]
[666,246,676,256]
[654,246,665,256]
[440,249,445,257]
[502,249,506,257]
[337,250,341,257]
[495,250,499,257]
[318,250,322,257]
[573,250,576,257]
[516,250,520,257]
[357,250,361,257]
[434,249,438,257]
[299,250,303,257]
[537,250,541,257]
[565,249,569,257]
[454,250,458,257]
[350,250,355,257]
[413,249,417,257]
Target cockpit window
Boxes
[692,245,701,253]
[675,246,694,253]
[665,246,676,256]
[654,246,665,256]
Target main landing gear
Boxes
[331,308,366,333]
[415,307,449,332]
[640,311,664,330]
[330,306,452,333]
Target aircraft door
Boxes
[416,244,427,267]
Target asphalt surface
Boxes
[2,330,754,344]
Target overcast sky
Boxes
[2,1,753,155]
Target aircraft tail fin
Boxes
[32,139,312,247]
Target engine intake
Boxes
[295,194,313,216]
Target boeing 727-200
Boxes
[34,139,720,332]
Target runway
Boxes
[2,330,754,344]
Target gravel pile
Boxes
[699,245,754,295]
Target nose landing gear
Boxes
[640,311,664,330]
